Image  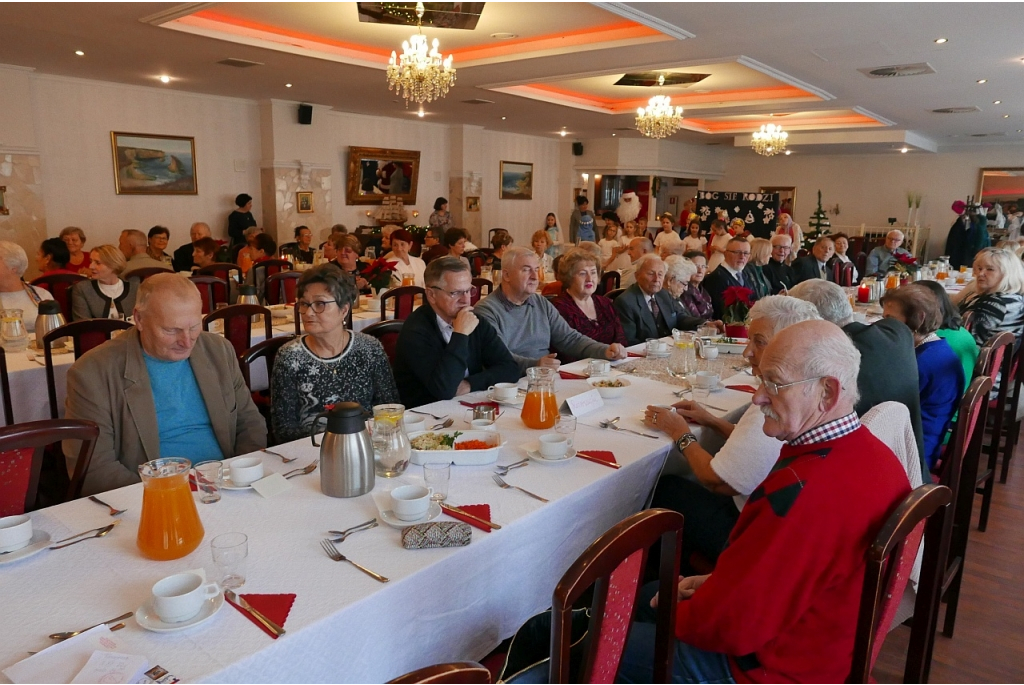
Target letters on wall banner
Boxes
[696,190,780,239]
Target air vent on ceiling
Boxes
[858,62,935,78]
[462,98,494,105]
[932,106,981,114]
[614,72,709,87]
[217,58,264,68]
[971,132,1006,137]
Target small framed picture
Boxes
[669,196,677,206]
[466,196,480,212]
[297,191,313,213]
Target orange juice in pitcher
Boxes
[521,366,558,429]
[137,458,205,561]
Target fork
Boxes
[284,460,319,479]
[431,418,455,430]
[261,448,297,464]
[407,410,448,420]
[494,459,528,476]
[327,519,378,543]
[492,474,548,503]
[88,495,126,516]
[319,540,389,582]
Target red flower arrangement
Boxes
[893,251,919,274]
[722,285,756,324]
[360,257,398,292]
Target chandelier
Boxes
[634,75,683,139]
[386,2,457,106]
[751,123,788,156]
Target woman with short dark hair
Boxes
[147,225,172,266]
[271,264,399,441]
[60,226,91,276]
[910,280,979,385]
[429,197,453,232]
[444,228,471,269]
[229,193,257,246]
[36,237,74,276]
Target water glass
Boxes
[211,532,248,589]
[697,324,718,339]
[193,461,223,504]
[423,463,450,501]
[555,415,577,449]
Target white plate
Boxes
[486,391,523,406]
[526,448,576,464]
[0,530,51,564]
[379,501,442,528]
[135,592,224,633]
[221,475,255,491]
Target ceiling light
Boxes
[635,74,684,139]
[501,116,506,120]
[994,100,1001,104]
[386,2,456,106]
[1018,129,1022,133]
[285,83,292,88]
[901,147,909,153]
[418,108,425,118]
[934,38,948,44]
[977,79,987,84]
[1004,114,1010,118]
[159,75,171,84]
[784,150,792,156]
[612,133,617,137]
[560,128,567,137]
[751,123,788,156]
[74,50,84,56]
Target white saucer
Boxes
[0,530,51,564]
[379,501,442,528]
[486,392,523,406]
[135,592,224,633]
[221,475,256,491]
[526,448,576,464]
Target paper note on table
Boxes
[562,388,604,417]
[3,625,136,684]
[251,472,292,498]
[71,651,150,684]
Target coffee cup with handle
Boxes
[391,484,433,521]
[151,571,220,623]
[538,433,568,459]
[0,514,33,553]
[489,383,519,401]
[229,457,264,486]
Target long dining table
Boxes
[0,343,754,684]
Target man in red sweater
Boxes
[619,320,912,683]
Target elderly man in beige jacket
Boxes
[66,273,266,496]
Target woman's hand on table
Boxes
[606,343,627,360]
[651,574,711,607]
[644,404,690,441]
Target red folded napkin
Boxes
[576,450,620,469]
[228,593,296,640]
[559,370,588,380]
[726,385,758,394]
[460,400,500,410]
[628,351,645,358]
[442,503,495,533]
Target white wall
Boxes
[0,67,37,150]
[32,75,261,246]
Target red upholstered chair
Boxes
[550,509,683,683]
[466,251,487,277]
[848,483,952,683]
[470,278,492,305]
[202,304,272,359]
[196,263,242,304]
[387,661,491,684]
[265,271,301,306]
[44,319,133,419]
[973,331,1014,531]
[363,320,404,365]
[30,273,85,320]
[0,419,99,515]
[125,266,171,283]
[380,286,423,322]
[190,275,228,314]
[598,270,620,296]
[855,252,868,280]
[541,281,563,297]
[831,260,855,286]
[0,349,14,427]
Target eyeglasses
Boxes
[297,300,341,313]
[754,374,825,396]
[726,250,751,257]
[430,286,477,299]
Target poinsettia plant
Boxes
[722,285,755,324]
[360,257,398,293]
[893,251,919,274]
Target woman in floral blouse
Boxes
[550,248,626,363]
[679,251,714,319]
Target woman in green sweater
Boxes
[910,280,978,389]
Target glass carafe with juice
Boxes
[137,458,205,560]
[521,366,558,429]
[935,258,949,282]
[885,269,899,291]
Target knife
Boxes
[575,453,621,469]
[52,519,122,545]
[225,590,286,638]
[439,503,501,530]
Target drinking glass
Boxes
[697,324,718,339]
[555,415,577,449]
[365,246,376,260]
[423,463,450,502]
[211,532,248,589]
[193,461,223,504]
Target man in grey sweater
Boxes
[475,247,627,373]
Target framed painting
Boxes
[466,196,480,212]
[500,161,533,200]
[110,132,197,195]
[346,146,420,205]
[0,186,7,215]
[297,191,313,213]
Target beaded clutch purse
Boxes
[401,521,472,549]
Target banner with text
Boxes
[696,191,779,239]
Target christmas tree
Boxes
[804,189,831,251]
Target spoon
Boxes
[431,418,455,430]
[284,460,319,479]
[598,417,660,439]
[261,448,297,464]
[88,495,126,516]
[49,524,118,550]
[327,519,379,543]
[49,612,134,640]
[495,459,528,475]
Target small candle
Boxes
[858,284,870,303]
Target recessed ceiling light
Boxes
[900,147,909,153]
[994,100,1001,104]
[560,129,567,137]
[74,50,84,56]
[490,32,518,40]
[1018,129,1022,133]
[501,116,506,120]
[784,150,792,155]
[612,133,616,137]
[159,75,171,84]
[1004,114,1010,118]
[417,108,425,118]
[977,79,987,84]
[285,83,292,88]
[934,38,948,44]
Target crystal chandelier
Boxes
[751,123,789,156]
[386,2,457,106]
[634,75,684,139]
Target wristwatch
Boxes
[675,432,698,452]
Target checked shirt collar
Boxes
[788,412,861,446]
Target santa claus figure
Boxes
[616,191,640,226]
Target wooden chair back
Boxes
[598,270,620,296]
[265,272,301,306]
[470,278,493,305]
[30,273,86,320]
[43,319,133,419]
[849,484,952,683]
[551,509,683,684]
[363,319,404,364]
[189,275,228,314]
[240,334,296,392]
[251,259,293,286]
[466,251,487,277]
[973,330,1015,532]
[125,266,171,283]
[387,661,490,684]
[196,263,242,304]
[855,251,868,280]
[380,286,423,322]
[605,287,627,302]
[0,349,14,426]
[0,419,99,515]
[831,260,855,286]
[202,304,272,358]
[999,345,1024,483]
[541,281,563,297]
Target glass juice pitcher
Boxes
[137,458,205,560]
[521,366,558,429]
[1,309,28,353]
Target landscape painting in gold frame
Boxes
[110,132,197,195]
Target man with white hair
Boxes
[618,236,654,288]
[66,273,267,496]
[475,246,627,373]
[613,254,705,346]
[621,320,912,684]
[866,229,912,277]
[172,222,212,272]
[791,235,836,283]
[643,295,820,572]
[702,236,759,319]
[789,279,924,468]
[764,233,796,293]
[0,241,54,331]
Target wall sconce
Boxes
[412,210,420,218]
[365,210,372,217]
[581,173,589,184]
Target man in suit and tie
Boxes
[613,254,705,346]
[792,236,837,284]
[702,237,758,319]
[764,234,796,294]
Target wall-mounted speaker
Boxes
[298,104,313,125]
[572,142,584,156]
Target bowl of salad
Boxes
[587,376,631,399]
[407,430,504,466]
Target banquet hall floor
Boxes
[873,432,1024,683]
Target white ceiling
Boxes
[1,2,1022,153]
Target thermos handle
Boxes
[310,411,330,447]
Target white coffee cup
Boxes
[229,457,264,486]
[489,383,519,401]
[588,359,611,377]
[694,371,720,389]
[470,419,496,431]
[402,415,426,433]
[538,433,568,459]
[0,514,33,553]
[391,485,433,521]
[151,572,220,623]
